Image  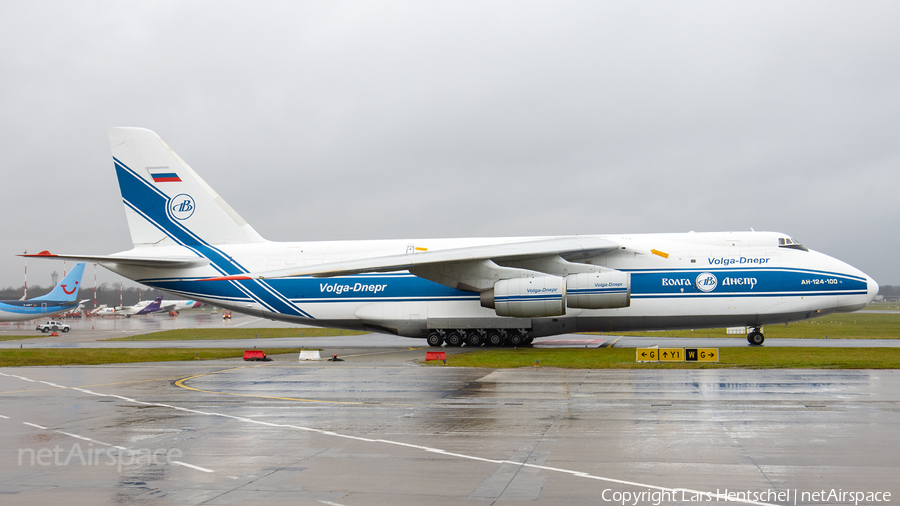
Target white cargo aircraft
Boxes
[25,128,878,346]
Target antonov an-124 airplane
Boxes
[25,128,878,346]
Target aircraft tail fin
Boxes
[143,295,164,313]
[108,128,265,248]
[34,263,85,302]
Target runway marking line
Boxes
[171,460,214,473]
[1,369,777,505]
[12,418,210,470]
[602,337,622,348]
[0,373,194,394]
[1,372,214,473]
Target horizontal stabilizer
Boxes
[203,236,619,281]
[21,251,209,268]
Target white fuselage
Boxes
[98,231,877,339]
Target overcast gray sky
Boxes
[1,1,898,291]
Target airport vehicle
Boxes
[36,320,70,333]
[0,264,86,322]
[223,311,232,320]
[25,128,878,345]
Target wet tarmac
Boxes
[1,312,899,504]
[0,353,898,505]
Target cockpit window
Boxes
[779,237,808,251]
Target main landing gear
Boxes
[426,329,533,347]
[747,327,765,345]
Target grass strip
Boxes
[0,335,51,342]
[0,348,301,367]
[104,328,367,341]
[441,347,900,369]
[599,312,900,339]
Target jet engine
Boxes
[565,271,630,309]
[480,276,567,317]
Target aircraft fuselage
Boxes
[100,231,877,338]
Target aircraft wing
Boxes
[206,236,619,281]
[21,251,209,268]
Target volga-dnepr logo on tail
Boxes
[170,194,195,221]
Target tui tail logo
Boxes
[62,281,79,295]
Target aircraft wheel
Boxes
[426,332,443,347]
[508,332,524,347]
[445,331,463,347]
[51,326,58,332]
[748,331,764,345]
[465,331,483,347]
[487,331,503,346]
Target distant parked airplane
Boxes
[115,295,165,317]
[159,299,204,313]
[0,264,86,322]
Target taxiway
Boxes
[1,350,899,505]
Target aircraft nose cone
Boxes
[867,275,879,302]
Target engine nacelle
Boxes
[565,271,630,309]
[480,276,567,317]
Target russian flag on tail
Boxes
[148,167,182,183]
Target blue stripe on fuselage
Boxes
[133,266,866,312]
[0,301,78,314]
[628,268,866,297]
